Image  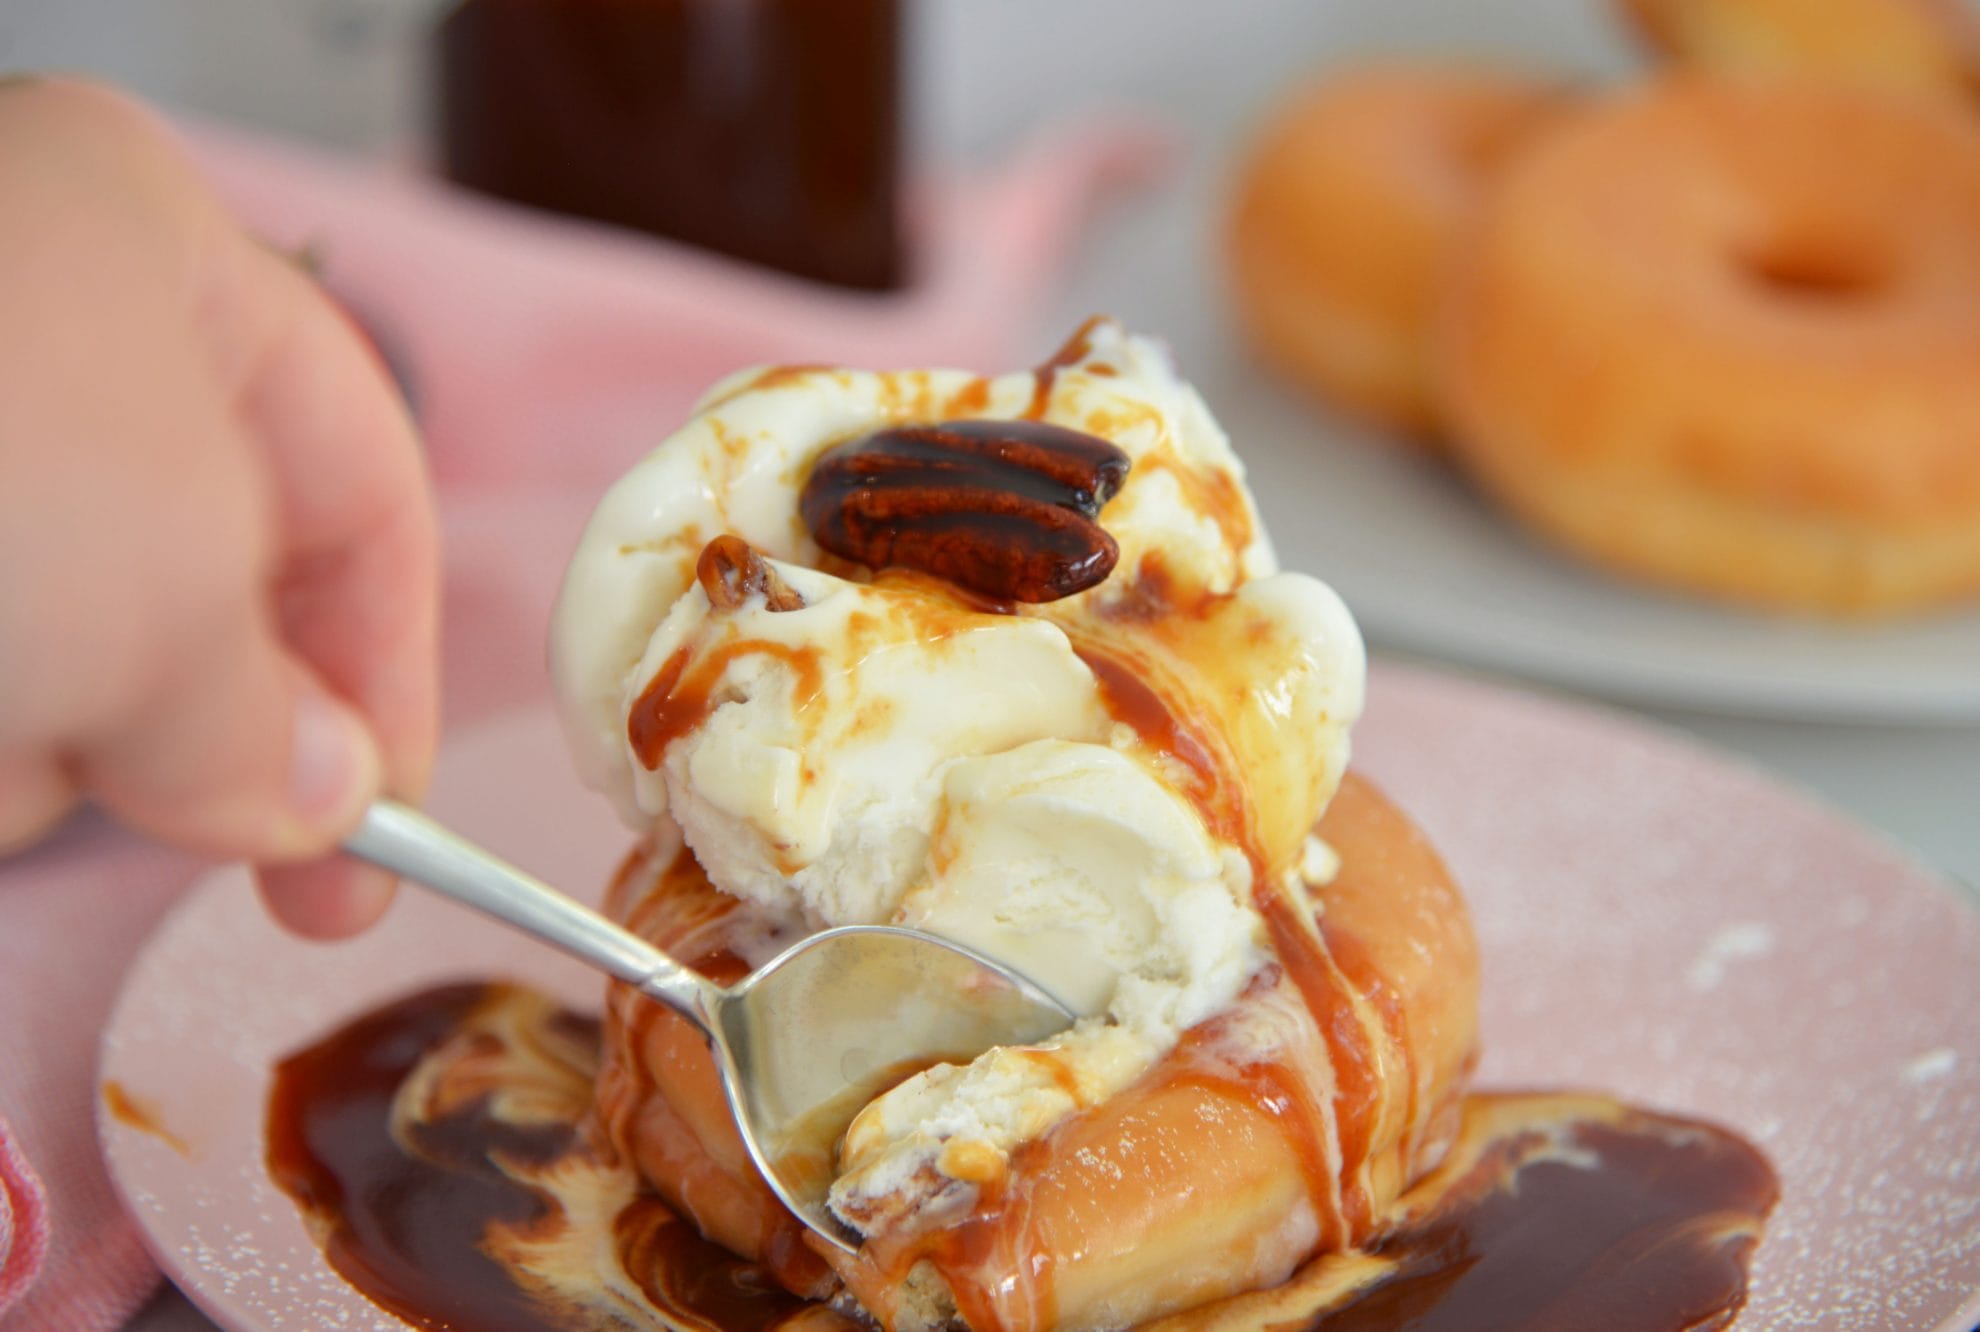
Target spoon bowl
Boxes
[342,799,1076,1253]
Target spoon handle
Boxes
[343,800,716,1028]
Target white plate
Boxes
[1212,361,1980,725]
[100,670,1980,1330]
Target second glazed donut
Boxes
[1227,64,1563,442]
[1437,75,1980,616]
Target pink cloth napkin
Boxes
[0,113,1166,1329]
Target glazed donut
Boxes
[1227,64,1565,442]
[1436,76,1980,616]
[592,772,1479,1331]
[1620,0,1980,100]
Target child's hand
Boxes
[0,79,438,937]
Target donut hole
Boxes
[1737,239,1890,302]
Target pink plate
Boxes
[99,665,1980,1330]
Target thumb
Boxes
[79,608,381,861]
[281,683,385,845]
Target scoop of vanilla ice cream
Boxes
[624,559,1114,940]
[618,556,1270,1024]
[550,318,1365,1239]
[897,740,1259,1020]
[551,320,1281,831]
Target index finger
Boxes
[202,231,441,807]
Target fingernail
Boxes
[258,860,397,940]
[289,691,377,827]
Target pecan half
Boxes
[697,535,805,611]
[798,419,1131,603]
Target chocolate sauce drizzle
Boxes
[1311,1105,1777,1331]
[268,985,1776,1332]
[266,984,822,1331]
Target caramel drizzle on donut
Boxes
[1160,982,1344,1236]
[838,642,1405,1327]
[1072,631,1400,1242]
[593,845,838,1301]
[1258,895,1415,1240]
[1079,632,1414,1241]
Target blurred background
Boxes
[1,0,1971,891]
[0,1,1624,157]
[3,0,1964,870]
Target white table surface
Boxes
[6,1,1963,1326]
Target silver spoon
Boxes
[341,800,1075,1253]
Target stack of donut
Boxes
[1228,0,1980,617]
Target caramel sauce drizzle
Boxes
[868,566,1017,619]
[1257,896,1384,1240]
[1023,315,1108,420]
[1161,1002,1341,1237]
[614,843,749,968]
[1098,551,1186,622]
[1073,647,1228,837]
[947,376,992,418]
[101,1080,193,1158]
[1066,631,1390,1256]
[1017,1049,1081,1100]
[848,1136,1057,1332]
[744,364,834,395]
[1322,919,1417,1182]
[1127,453,1257,577]
[628,638,824,771]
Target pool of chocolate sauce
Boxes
[267,983,818,1331]
[268,983,1775,1332]
[1306,1102,1775,1332]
